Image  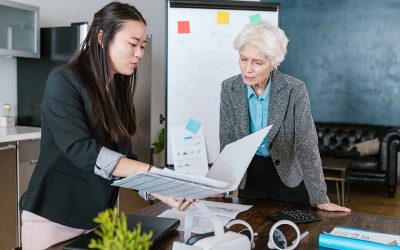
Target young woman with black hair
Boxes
[21,2,193,248]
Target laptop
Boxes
[206,124,272,190]
[63,214,179,250]
[112,125,272,198]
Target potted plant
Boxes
[151,128,165,166]
[88,208,153,250]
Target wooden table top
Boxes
[51,197,400,250]
[140,197,400,249]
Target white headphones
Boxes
[179,203,255,250]
[225,219,255,249]
[267,220,309,250]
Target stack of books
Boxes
[319,226,400,250]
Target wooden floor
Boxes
[326,182,400,217]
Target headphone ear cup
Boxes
[273,229,287,248]
[267,239,275,249]
[239,228,252,241]
[225,219,255,249]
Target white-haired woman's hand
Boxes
[316,202,351,212]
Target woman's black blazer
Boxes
[23,65,137,229]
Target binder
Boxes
[113,125,272,199]
[319,226,400,250]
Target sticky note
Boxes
[177,21,190,34]
[217,11,230,25]
[249,14,262,24]
[185,118,201,134]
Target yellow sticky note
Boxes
[217,11,230,25]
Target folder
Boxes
[112,125,272,199]
[319,226,400,250]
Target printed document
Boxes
[169,124,209,177]
[158,200,252,234]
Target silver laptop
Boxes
[206,125,272,191]
[112,125,272,197]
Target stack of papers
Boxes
[158,200,252,234]
[112,168,227,199]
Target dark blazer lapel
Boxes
[232,76,250,139]
[268,70,290,143]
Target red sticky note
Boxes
[178,21,190,34]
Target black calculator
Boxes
[268,209,322,224]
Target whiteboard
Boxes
[167,0,279,164]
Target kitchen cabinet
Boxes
[16,139,40,247]
[0,142,17,250]
[18,139,40,200]
[0,0,39,58]
[0,138,40,249]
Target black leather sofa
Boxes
[315,123,400,197]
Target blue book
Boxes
[319,226,400,250]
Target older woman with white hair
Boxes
[219,22,350,212]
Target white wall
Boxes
[133,0,166,153]
[0,0,166,148]
[10,0,131,27]
[0,58,17,117]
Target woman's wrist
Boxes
[150,193,165,202]
[112,158,152,177]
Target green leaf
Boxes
[152,128,165,154]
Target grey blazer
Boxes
[219,69,329,204]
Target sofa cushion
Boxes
[348,173,386,183]
[352,138,380,156]
[350,157,379,171]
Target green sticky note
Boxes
[249,14,262,24]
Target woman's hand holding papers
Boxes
[166,197,196,211]
[143,167,197,211]
[151,193,197,211]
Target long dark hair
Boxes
[69,2,146,142]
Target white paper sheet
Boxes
[158,200,252,234]
[169,125,209,176]
[200,200,252,218]
[112,170,226,199]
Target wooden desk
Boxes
[51,197,400,250]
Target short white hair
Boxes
[233,21,289,67]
